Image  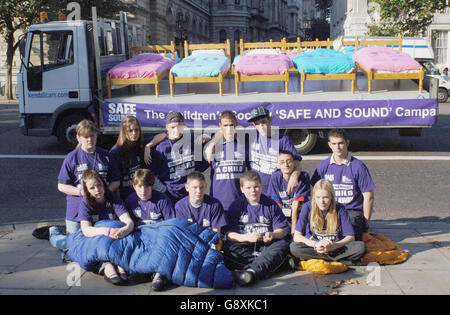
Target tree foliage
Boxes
[367,0,449,37]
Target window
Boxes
[432,30,448,65]
[27,31,74,91]
[42,31,74,70]
[219,30,227,43]
[235,0,240,4]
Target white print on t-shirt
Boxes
[342,176,353,184]
[325,174,334,181]
[133,209,142,218]
[332,183,354,204]
[77,163,88,172]
[313,230,338,242]
[242,223,270,234]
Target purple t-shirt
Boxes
[267,170,311,218]
[311,156,375,212]
[295,200,354,242]
[151,135,209,201]
[224,194,288,235]
[57,146,110,221]
[249,133,302,193]
[108,137,152,200]
[210,140,249,211]
[175,195,227,230]
[125,190,175,225]
[77,193,128,225]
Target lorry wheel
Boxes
[56,114,90,151]
[287,129,318,155]
[438,88,448,103]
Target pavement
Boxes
[0,220,449,296]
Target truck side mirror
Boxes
[19,37,26,58]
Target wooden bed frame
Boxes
[169,39,231,96]
[234,38,290,96]
[106,41,176,98]
[297,38,356,94]
[352,35,424,94]
[282,37,302,73]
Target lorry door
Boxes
[23,27,80,114]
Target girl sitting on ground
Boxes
[289,179,366,266]
[78,169,134,285]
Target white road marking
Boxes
[0,154,449,161]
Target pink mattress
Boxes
[235,54,293,75]
[352,46,421,72]
[108,54,175,79]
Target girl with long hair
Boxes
[78,169,134,285]
[50,120,119,250]
[289,179,366,265]
[108,116,166,199]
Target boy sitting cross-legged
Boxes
[222,171,290,286]
[267,150,311,236]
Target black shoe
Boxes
[32,226,50,240]
[151,273,168,291]
[104,273,125,286]
[288,257,299,272]
[33,225,67,240]
[233,269,256,286]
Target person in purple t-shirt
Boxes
[108,116,167,200]
[77,170,134,286]
[267,150,311,236]
[222,171,289,286]
[204,110,250,211]
[125,169,175,226]
[51,120,119,250]
[150,111,209,205]
[247,106,303,194]
[311,129,375,241]
[175,171,227,233]
[289,179,366,265]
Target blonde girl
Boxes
[289,179,366,265]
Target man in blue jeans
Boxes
[222,171,290,286]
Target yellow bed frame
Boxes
[297,38,356,94]
[234,39,290,96]
[106,41,176,98]
[169,39,231,96]
[352,35,424,94]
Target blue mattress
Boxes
[171,54,230,77]
[293,48,355,74]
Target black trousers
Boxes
[222,238,290,280]
[346,210,367,241]
[289,241,367,263]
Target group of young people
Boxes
[50,105,375,290]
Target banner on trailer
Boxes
[102,98,438,128]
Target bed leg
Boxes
[219,71,224,96]
[285,72,289,95]
[352,75,356,94]
[419,67,424,93]
[235,71,240,96]
[106,74,111,98]
[368,70,373,94]
[169,73,174,97]
[301,69,305,95]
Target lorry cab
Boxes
[17,16,130,149]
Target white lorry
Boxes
[17,10,439,154]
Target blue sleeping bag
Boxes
[293,48,356,74]
[66,218,234,289]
